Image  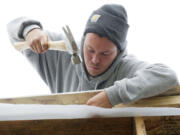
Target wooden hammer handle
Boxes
[14,40,67,52]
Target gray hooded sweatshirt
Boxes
[7,17,179,106]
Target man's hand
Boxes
[86,91,113,108]
[25,28,49,53]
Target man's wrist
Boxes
[18,20,43,39]
[105,85,123,106]
[23,25,41,40]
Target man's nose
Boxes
[91,54,100,64]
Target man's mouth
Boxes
[89,65,100,70]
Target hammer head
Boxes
[72,53,82,65]
[62,25,82,64]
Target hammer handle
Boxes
[14,40,67,52]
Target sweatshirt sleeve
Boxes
[7,17,42,43]
[106,55,179,106]
[7,17,66,91]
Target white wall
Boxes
[0,0,179,98]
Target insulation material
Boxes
[0,103,180,121]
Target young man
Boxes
[7,4,178,108]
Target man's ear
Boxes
[117,48,121,54]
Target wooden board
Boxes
[134,117,147,135]
[0,117,133,135]
[115,95,180,108]
[0,116,180,135]
[158,85,180,96]
[0,90,102,105]
[0,86,180,108]
[115,85,180,108]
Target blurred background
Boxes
[0,0,179,98]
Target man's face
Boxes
[83,33,119,77]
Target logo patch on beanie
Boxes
[91,14,101,22]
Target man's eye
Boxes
[102,52,110,56]
[89,49,94,53]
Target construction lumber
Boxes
[0,117,133,135]
[115,95,180,108]
[134,117,147,135]
[0,86,179,108]
[0,90,101,105]
[0,116,180,135]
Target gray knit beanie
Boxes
[84,4,129,51]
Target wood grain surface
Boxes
[0,86,180,108]
[0,117,133,135]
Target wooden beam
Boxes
[0,86,180,108]
[134,117,147,135]
[115,95,180,108]
[0,90,102,105]
[0,117,133,135]
[157,86,180,96]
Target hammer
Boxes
[14,25,82,64]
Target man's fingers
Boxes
[25,28,49,53]
[30,40,41,53]
[86,98,94,105]
[30,43,37,53]
[29,37,49,53]
[86,91,113,108]
[41,37,49,52]
[36,43,43,53]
